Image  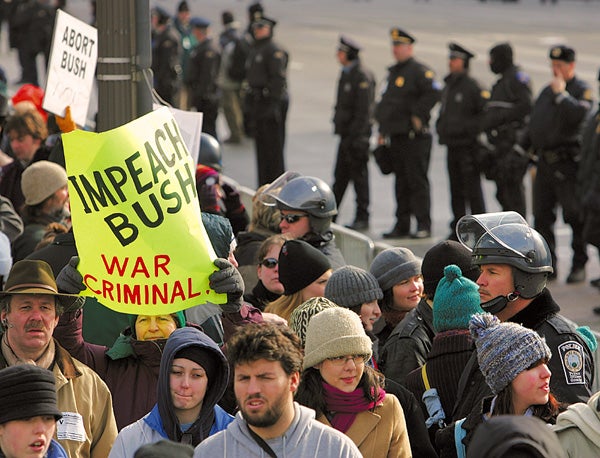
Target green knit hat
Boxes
[433,264,484,332]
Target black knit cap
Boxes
[278,240,331,295]
[175,346,218,389]
[422,240,480,297]
[0,364,62,425]
[134,440,193,458]
[489,42,513,74]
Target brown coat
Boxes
[317,394,412,458]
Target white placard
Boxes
[153,104,204,166]
[43,9,97,127]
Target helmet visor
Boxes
[258,171,302,206]
[456,211,527,251]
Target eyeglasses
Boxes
[326,355,369,366]
[260,258,278,269]
[280,213,308,224]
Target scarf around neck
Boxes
[2,332,56,368]
[322,381,386,433]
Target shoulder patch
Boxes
[481,90,491,99]
[583,89,593,101]
[558,340,585,385]
[516,71,530,84]
[359,81,369,89]
[274,51,284,59]
[424,70,434,79]
[395,76,405,87]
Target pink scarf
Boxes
[322,381,386,433]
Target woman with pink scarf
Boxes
[296,307,411,458]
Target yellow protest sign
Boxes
[62,107,226,315]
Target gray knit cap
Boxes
[289,297,339,347]
[470,313,551,394]
[324,265,383,308]
[303,307,372,370]
[369,247,422,291]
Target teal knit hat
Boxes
[433,264,484,333]
[128,311,186,338]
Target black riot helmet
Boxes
[264,174,337,233]
[198,133,222,172]
[457,212,553,314]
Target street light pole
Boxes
[96,0,153,132]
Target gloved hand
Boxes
[209,258,244,313]
[56,256,86,294]
[221,183,244,214]
[56,106,77,133]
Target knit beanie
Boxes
[0,364,62,425]
[175,346,218,389]
[433,265,484,332]
[128,311,186,338]
[201,212,234,259]
[303,307,372,370]
[369,247,421,291]
[325,265,383,308]
[278,240,331,295]
[289,297,339,347]
[422,240,480,298]
[21,160,67,205]
[489,42,513,74]
[134,440,193,458]
[469,313,551,394]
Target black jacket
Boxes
[375,57,440,137]
[185,38,221,102]
[379,299,435,385]
[436,72,487,146]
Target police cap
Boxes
[338,35,361,55]
[252,15,276,28]
[190,16,211,29]
[390,28,415,45]
[152,6,170,25]
[549,45,575,63]
[449,42,475,61]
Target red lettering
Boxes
[101,255,129,276]
[131,257,150,278]
[155,255,170,276]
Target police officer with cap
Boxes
[481,42,532,218]
[185,17,221,140]
[151,6,182,106]
[375,28,441,239]
[452,211,595,420]
[332,35,376,231]
[246,15,289,186]
[522,45,593,284]
[436,42,488,238]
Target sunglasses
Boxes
[280,213,308,224]
[260,258,278,269]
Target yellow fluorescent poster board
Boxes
[62,107,226,315]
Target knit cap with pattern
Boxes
[369,247,421,291]
[433,264,484,333]
[289,297,339,347]
[324,265,383,309]
[469,313,551,394]
[303,307,372,370]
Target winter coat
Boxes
[109,328,234,456]
[0,339,118,458]
[194,403,362,457]
[553,390,600,457]
[316,394,411,458]
[380,299,435,385]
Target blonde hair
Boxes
[264,292,304,322]
[249,184,282,233]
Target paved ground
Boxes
[3,0,599,328]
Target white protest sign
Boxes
[43,9,97,127]
[153,104,203,166]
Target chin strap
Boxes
[481,291,520,314]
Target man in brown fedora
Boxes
[0,259,117,458]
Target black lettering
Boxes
[125,151,152,194]
[144,141,168,184]
[104,166,128,202]
[105,213,138,246]
[154,129,175,167]
[161,179,182,214]
[163,120,186,160]
[132,193,164,228]
[174,162,196,204]
[67,176,91,213]
[81,172,120,212]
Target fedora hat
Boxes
[0,260,80,310]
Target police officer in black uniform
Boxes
[481,43,532,218]
[185,17,221,140]
[151,7,181,106]
[332,36,376,231]
[246,15,289,187]
[436,43,488,237]
[375,28,441,239]
[525,45,593,283]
